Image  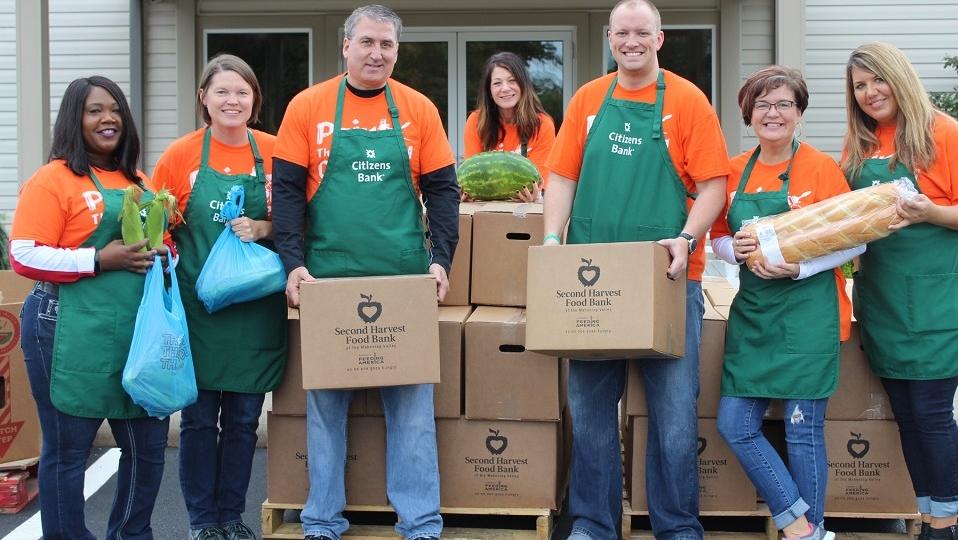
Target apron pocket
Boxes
[635,224,682,242]
[312,249,350,277]
[784,292,839,355]
[59,307,118,373]
[567,217,592,244]
[907,272,958,332]
[399,248,430,274]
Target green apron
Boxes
[173,129,288,393]
[567,71,688,245]
[305,78,429,278]
[849,158,958,379]
[721,142,840,399]
[50,170,154,418]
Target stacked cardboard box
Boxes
[639,278,914,515]
[0,272,41,468]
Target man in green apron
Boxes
[271,5,459,540]
[542,1,729,538]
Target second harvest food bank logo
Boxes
[554,256,622,331]
[334,294,407,362]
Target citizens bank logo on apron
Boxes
[353,149,392,182]
[608,121,643,157]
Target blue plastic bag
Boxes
[195,185,286,313]
[122,256,197,419]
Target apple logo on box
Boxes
[577,258,600,287]
[846,431,870,459]
[485,429,508,455]
[357,293,383,323]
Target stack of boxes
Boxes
[266,201,565,510]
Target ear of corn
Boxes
[145,189,181,250]
[119,185,146,251]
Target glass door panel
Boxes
[393,40,453,134]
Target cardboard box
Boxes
[299,275,440,390]
[0,272,34,305]
[625,300,726,417]
[0,302,41,465]
[470,202,543,307]
[526,242,686,359]
[367,306,472,418]
[702,278,737,308]
[825,420,915,513]
[441,211,473,307]
[437,416,559,509]
[272,312,365,416]
[465,306,559,421]
[827,322,893,420]
[627,417,756,511]
[266,412,387,506]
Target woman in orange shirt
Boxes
[843,42,958,540]
[711,66,859,540]
[11,76,169,539]
[152,54,286,540]
[463,51,555,202]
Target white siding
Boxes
[739,0,774,153]
[805,0,958,157]
[143,0,178,175]
[0,0,17,218]
[49,0,131,129]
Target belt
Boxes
[35,281,59,295]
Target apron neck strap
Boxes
[88,168,145,193]
[737,138,799,193]
[652,70,665,140]
[335,76,401,131]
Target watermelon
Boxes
[457,151,540,200]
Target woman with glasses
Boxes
[843,42,958,540]
[710,65,862,540]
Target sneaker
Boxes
[785,524,835,540]
[189,527,228,540]
[304,536,333,540]
[222,522,256,540]
[920,522,932,540]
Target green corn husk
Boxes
[119,185,146,251]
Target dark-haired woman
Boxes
[711,65,860,540]
[463,51,555,202]
[153,54,286,540]
[11,76,170,539]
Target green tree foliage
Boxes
[930,55,958,119]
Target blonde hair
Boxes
[842,42,936,178]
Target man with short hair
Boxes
[543,1,730,538]
[271,5,459,540]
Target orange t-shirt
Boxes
[868,113,958,205]
[463,111,556,183]
[13,160,155,249]
[152,128,276,217]
[711,142,852,340]
[547,70,731,281]
[273,75,455,202]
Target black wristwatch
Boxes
[93,249,101,275]
[678,232,697,254]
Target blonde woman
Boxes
[843,42,958,540]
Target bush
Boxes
[931,55,958,119]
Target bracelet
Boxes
[543,233,562,245]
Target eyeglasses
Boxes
[754,100,796,112]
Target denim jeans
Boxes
[21,287,169,540]
[301,383,441,540]
[881,376,958,518]
[717,396,828,530]
[567,280,704,540]
[179,388,265,529]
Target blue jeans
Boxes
[717,396,828,530]
[301,383,441,540]
[567,280,704,540]
[881,376,958,518]
[21,287,169,540]
[179,388,265,529]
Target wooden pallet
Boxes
[262,501,554,540]
[623,501,920,540]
